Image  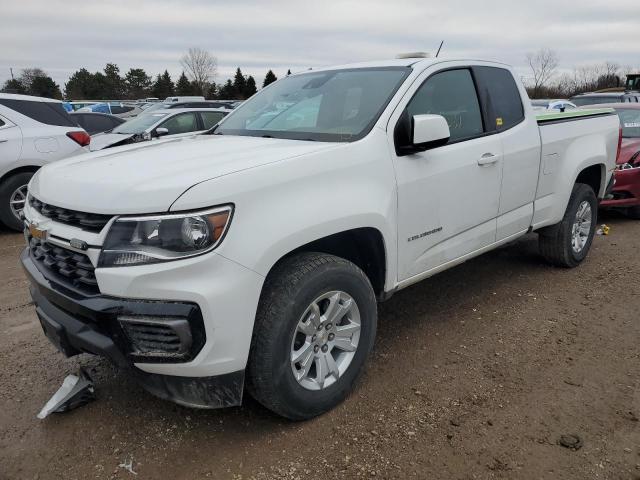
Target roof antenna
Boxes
[435,41,444,58]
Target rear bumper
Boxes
[22,249,244,408]
[601,168,640,208]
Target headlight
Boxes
[99,205,232,267]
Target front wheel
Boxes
[0,172,33,231]
[538,183,598,267]
[246,253,377,420]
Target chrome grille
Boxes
[28,236,99,294]
[29,196,112,232]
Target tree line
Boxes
[525,47,638,99]
[1,65,282,101]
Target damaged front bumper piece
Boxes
[21,249,244,409]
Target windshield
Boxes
[112,113,168,134]
[617,109,640,138]
[214,67,410,142]
[572,96,622,106]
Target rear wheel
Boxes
[538,183,598,267]
[0,172,33,231]
[246,253,377,420]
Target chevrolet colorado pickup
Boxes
[21,57,619,420]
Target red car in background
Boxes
[587,104,640,218]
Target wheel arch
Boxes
[264,227,389,300]
[0,165,40,186]
[574,163,605,198]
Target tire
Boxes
[0,172,33,231]
[625,206,640,220]
[538,183,598,268]
[246,252,377,420]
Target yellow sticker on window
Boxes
[496,117,503,126]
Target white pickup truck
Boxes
[21,57,619,420]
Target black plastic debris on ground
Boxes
[37,368,95,419]
[558,434,583,450]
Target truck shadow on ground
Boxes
[34,213,636,444]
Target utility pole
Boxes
[10,67,14,80]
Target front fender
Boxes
[170,131,398,291]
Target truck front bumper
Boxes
[21,248,258,408]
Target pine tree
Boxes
[124,68,151,99]
[103,63,124,98]
[232,68,246,99]
[207,82,218,99]
[218,79,234,99]
[263,70,277,87]
[2,78,26,94]
[244,76,257,98]
[175,72,193,96]
[152,70,175,99]
[29,75,62,99]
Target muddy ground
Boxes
[1,212,638,480]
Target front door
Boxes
[392,68,503,281]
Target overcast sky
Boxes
[1,0,638,90]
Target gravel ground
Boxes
[1,212,639,480]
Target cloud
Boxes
[0,0,638,91]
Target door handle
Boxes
[477,153,499,166]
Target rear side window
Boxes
[0,99,76,127]
[474,67,524,131]
[200,111,226,129]
[110,105,134,114]
[406,68,484,142]
[83,115,119,134]
[0,118,4,127]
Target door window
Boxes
[158,112,199,134]
[405,69,484,143]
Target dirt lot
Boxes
[1,213,639,480]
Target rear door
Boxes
[391,67,503,281]
[0,113,23,168]
[472,66,541,240]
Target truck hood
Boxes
[618,138,640,165]
[30,134,338,214]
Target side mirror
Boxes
[154,127,169,138]
[412,114,450,150]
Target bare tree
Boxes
[526,48,559,98]
[180,47,217,94]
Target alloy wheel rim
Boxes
[9,184,28,221]
[571,200,592,253]
[290,290,361,390]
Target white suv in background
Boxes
[0,94,90,230]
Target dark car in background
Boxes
[70,112,125,135]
